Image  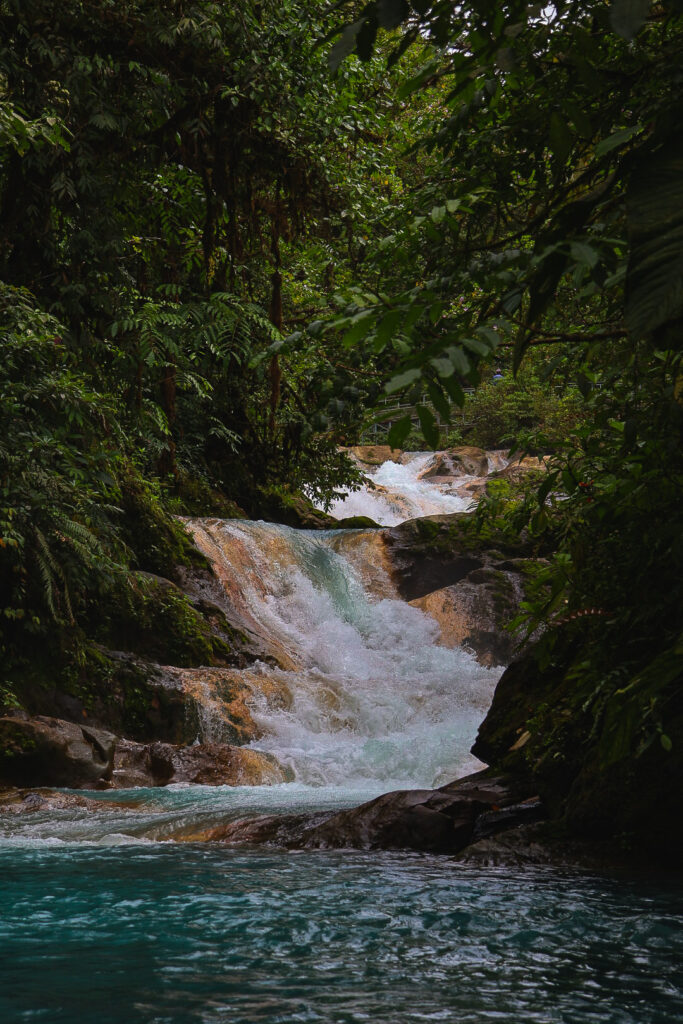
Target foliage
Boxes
[463,369,585,452]
[0,285,123,650]
[324,0,683,791]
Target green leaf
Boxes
[625,137,683,338]
[375,309,405,347]
[388,414,413,449]
[416,405,440,449]
[342,311,376,348]
[660,733,673,752]
[329,20,364,71]
[446,346,470,376]
[595,125,640,158]
[397,61,439,100]
[377,0,409,30]
[570,242,599,268]
[549,112,572,165]
[609,0,650,39]
[385,368,421,394]
[442,374,466,407]
[427,381,450,422]
[430,356,454,378]
[462,336,489,357]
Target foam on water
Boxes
[188,519,498,790]
[324,452,474,524]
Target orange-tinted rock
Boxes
[346,445,403,466]
[418,447,489,480]
[111,738,291,788]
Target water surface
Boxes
[1,842,681,1024]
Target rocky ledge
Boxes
[0,711,289,790]
[381,513,538,666]
[176,769,545,853]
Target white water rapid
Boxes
[321,451,486,525]
[187,510,500,794]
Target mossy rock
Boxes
[254,485,337,530]
[335,515,381,530]
[171,472,248,519]
[473,642,683,862]
[92,573,234,668]
[117,466,205,578]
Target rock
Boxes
[251,486,338,529]
[384,515,484,601]
[381,515,532,662]
[204,769,542,853]
[335,515,381,530]
[471,651,553,767]
[0,714,115,788]
[111,737,291,788]
[346,445,403,467]
[489,455,547,486]
[0,787,142,815]
[410,568,522,666]
[418,447,489,480]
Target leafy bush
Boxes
[464,372,586,452]
[0,285,124,666]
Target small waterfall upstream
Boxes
[187,518,498,791]
[322,452,475,524]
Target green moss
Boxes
[336,515,381,529]
[0,721,38,758]
[254,485,337,529]
[169,472,247,519]
[117,466,206,578]
[92,572,234,668]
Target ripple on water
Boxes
[0,844,681,1024]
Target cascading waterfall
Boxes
[321,451,477,524]
[187,519,499,791]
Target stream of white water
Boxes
[187,517,498,790]
[322,451,474,524]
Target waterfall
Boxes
[321,452,476,525]
[186,517,500,792]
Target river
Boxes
[1,452,681,1022]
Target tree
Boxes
[318,0,683,813]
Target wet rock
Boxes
[0,714,115,788]
[418,447,489,480]
[335,515,381,530]
[296,771,541,853]
[346,445,403,467]
[410,569,521,667]
[205,769,542,854]
[382,514,533,662]
[489,455,547,486]
[384,515,484,601]
[0,787,134,815]
[111,737,291,788]
[471,650,560,767]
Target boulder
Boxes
[410,568,522,666]
[418,447,489,480]
[203,769,542,853]
[489,455,547,486]
[335,515,381,530]
[346,445,403,467]
[111,737,291,788]
[0,714,115,788]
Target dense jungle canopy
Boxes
[1,0,682,806]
